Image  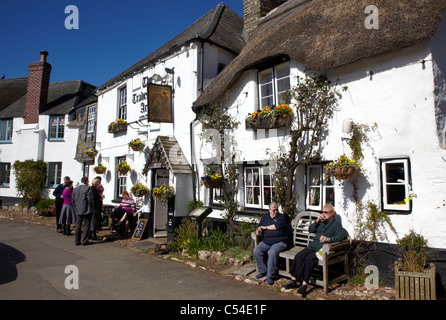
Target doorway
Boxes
[153,169,169,237]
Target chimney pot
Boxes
[40,50,49,62]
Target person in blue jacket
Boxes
[282,203,344,296]
[253,202,292,285]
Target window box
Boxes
[108,120,128,133]
[245,115,291,130]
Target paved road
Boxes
[0,220,295,302]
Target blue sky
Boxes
[0,0,244,87]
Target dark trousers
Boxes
[75,213,92,245]
[55,200,63,229]
[289,247,318,283]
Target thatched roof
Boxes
[96,3,245,92]
[194,0,446,109]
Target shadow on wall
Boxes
[0,243,26,285]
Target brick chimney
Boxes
[243,0,287,38]
[24,51,52,124]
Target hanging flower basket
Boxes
[152,184,175,204]
[117,162,131,175]
[85,148,98,158]
[130,183,148,198]
[328,166,357,180]
[324,154,361,180]
[129,138,145,152]
[201,169,223,188]
[108,119,128,133]
[94,164,107,174]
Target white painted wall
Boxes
[195,40,446,248]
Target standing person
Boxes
[58,180,75,235]
[253,202,292,285]
[72,177,93,246]
[89,178,103,241]
[53,176,70,233]
[95,176,104,230]
[282,203,344,297]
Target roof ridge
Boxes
[199,2,225,40]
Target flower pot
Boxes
[130,144,144,152]
[133,189,147,197]
[117,167,130,175]
[329,166,357,180]
[245,115,291,130]
[86,152,97,158]
[395,261,436,300]
[203,179,223,188]
[94,167,106,174]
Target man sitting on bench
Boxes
[253,202,292,285]
[282,203,344,296]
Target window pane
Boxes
[386,185,406,205]
[326,187,335,205]
[309,188,320,206]
[386,163,405,183]
[309,167,321,185]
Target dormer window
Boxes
[258,61,290,108]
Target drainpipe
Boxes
[190,117,198,204]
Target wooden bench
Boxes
[253,211,350,294]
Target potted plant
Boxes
[130,183,148,198]
[395,230,436,300]
[201,168,223,188]
[129,138,145,152]
[245,104,292,130]
[108,119,128,133]
[324,154,361,180]
[152,184,175,204]
[85,148,98,158]
[94,164,107,174]
[116,162,131,175]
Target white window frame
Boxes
[49,115,65,141]
[306,165,335,211]
[244,166,274,209]
[0,162,11,186]
[0,119,13,143]
[87,105,96,133]
[118,87,127,120]
[116,157,127,198]
[381,158,411,212]
[47,162,62,187]
[258,62,290,109]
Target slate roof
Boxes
[96,2,245,92]
[0,80,96,118]
[194,0,446,109]
[143,136,192,175]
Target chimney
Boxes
[243,0,287,39]
[24,50,52,124]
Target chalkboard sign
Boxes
[132,219,148,240]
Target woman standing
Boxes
[58,180,76,235]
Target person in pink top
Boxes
[112,191,137,235]
[58,180,76,235]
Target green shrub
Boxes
[35,199,55,216]
[13,160,47,208]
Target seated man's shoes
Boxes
[267,278,275,285]
[255,273,266,279]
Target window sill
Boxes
[48,139,65,142]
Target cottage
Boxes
[192,0,446,284]
[93,3,245,238]
[0,51,96,205]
